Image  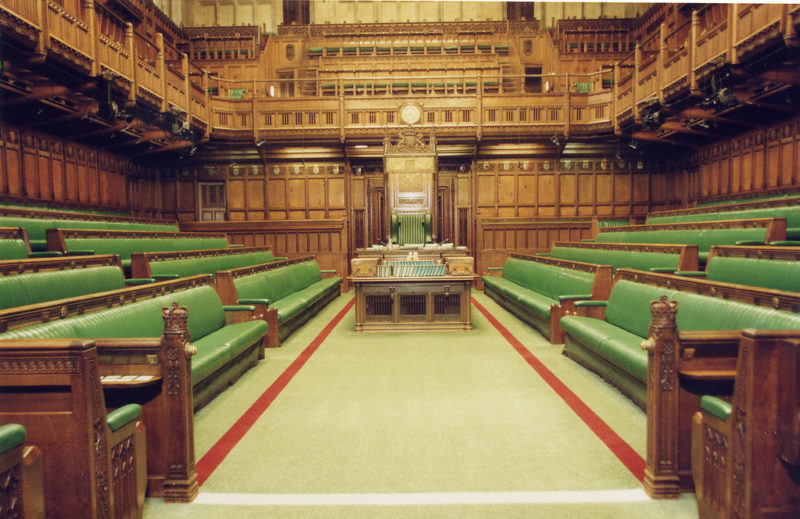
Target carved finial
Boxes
[162,301,190,341]
[649,295,678,327]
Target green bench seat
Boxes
[549,245,683,273]
[699,252,800,293]
[482,257,595,340]
[647,204,800,240]
[0,216,177,252]
[143,250,278,280]
[595,227,771,263]
[0,284,268,409]
[61,236,230,269]
[231,259,342,346]
[560,278,800,408]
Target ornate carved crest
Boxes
[650,296,678,328]
[162,302,190,340]
[385,128,435,155]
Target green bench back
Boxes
[502,257,593,300]
[64,237,230,260]
[0,285,225,341]
[648,205,800,236]
[233,260,323,303]
[596,228,768,253]
[603,279,800,339]
[549,246,679,273]
[0,239,29,260]
[706,256,800,293]
[0,216,178,251]
[148,251,275,279]
[0,265,126,310]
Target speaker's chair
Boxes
[391,213,432,246]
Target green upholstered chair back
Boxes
[390,213,432,246]
[148,251,275,279]
[0,239,29,260]
[549,246,680,273]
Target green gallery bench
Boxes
[0,226,61,260]
[215,257,343,348]
[481,254,612,343]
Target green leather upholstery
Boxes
[0,238,29,260]
[0,265,126,310]
[148,250,275,279]
[0,216,177,251]
[233,260,342,339]
[560,279,800,407]
[595,227,768,263]
[63,237,230,269]
[549,246,680,273]
[647,204,800,239]
[0,423,26,454]
[106,404,142,432]
[391,213,433,246]
[700,395,732,421]
[0,285,268,391]
[705,256,800,293]
[482,257,594,337]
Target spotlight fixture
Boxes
[459,164,466,173]
[256,140,266,147]
[550,135,561,147]
[628,140,638,150]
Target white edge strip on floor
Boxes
[192,489,650,506]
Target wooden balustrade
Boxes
[0,2,797,145]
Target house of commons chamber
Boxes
[2,1,800,518]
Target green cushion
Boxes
[560,315,647,381]
[550,246,679,273]
[62,237,229,260]
[700,395,732,421]
[263,269,295,303]
[271,293,308,323]
[191,320,268,384]
[0,423,26,454]
[107,403,142,432]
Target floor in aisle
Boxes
[144,292,698,519]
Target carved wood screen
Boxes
[383,129,437,238]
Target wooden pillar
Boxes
[125,23,136,107]
[690,10,700,95]
[641,296,682,499]
[156,33,167,112]
[85,0,97,76]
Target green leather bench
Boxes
[647,197,800,240]
[547,242,699,273]
[594,218,786,263]
[0,281,268,409]
[46,228,231,270]
[0,214,177,251]
[0,226,61,260]
[130,246,284,279]
[0,255,154,310]
[216,258,342,348]
[677,245,800,293]
[560,272,800,408]
[482,255,609,343]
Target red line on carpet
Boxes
[196,297,355,486]
[471,297,646,483]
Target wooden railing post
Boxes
[33,0,49,63]
[658,22,666,104]
[690,10,700,96]
[156,32,167,112]
[729,3,739,65]
[84,0,97,76]
[156,302,199,502]
[125,22,136,107]
[641,295,682,498]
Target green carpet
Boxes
[144,292,698,518]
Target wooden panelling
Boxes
[180,218,349,288]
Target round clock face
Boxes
[400,103,421,124]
